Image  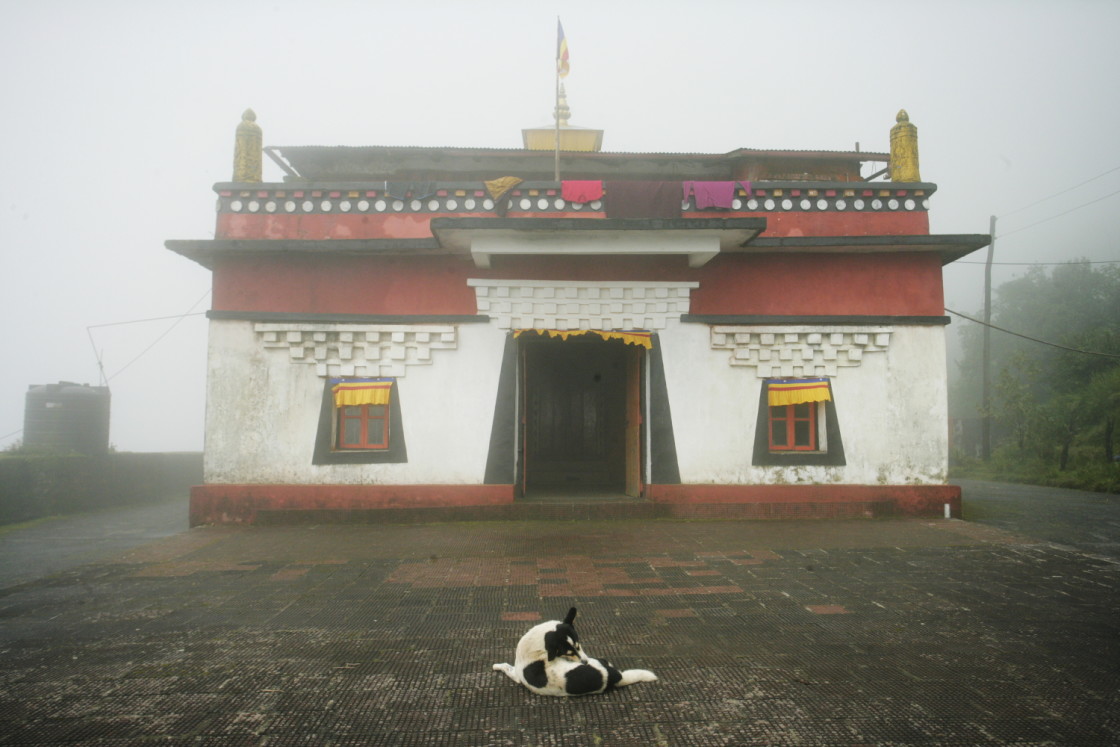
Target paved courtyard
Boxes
[0,515,1118,745]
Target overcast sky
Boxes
[2,0,1118,453]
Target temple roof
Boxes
[265,145,890,183]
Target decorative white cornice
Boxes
[467,279,698,332]
[255,323,456,378]
[711,325,891,378]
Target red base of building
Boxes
[189,483,961,525]
[648,484,961,520]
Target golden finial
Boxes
[555,83,571,127]
[889,109,921,182]
[233,108,263,183]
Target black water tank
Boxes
[23,382,111,455]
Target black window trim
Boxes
[752,379,846,467]
[312,378,408,465]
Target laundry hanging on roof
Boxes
[561,180,604,203]
[331,378,393,408]
[767,378,831,407]
[484,176,523,217]
[682,181,737,210]
[604,181,682,219]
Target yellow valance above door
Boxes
[513,329,653,349]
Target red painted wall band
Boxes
[211,252,945,317]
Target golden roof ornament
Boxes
[889,109,921,182]
[233,108,263,183]
[522,86,603,153]
[555,83,571,127]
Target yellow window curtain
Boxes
[331,378,393,408]
[513,329,653,349]
[768,378,831,407]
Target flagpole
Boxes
[553,24,561,182]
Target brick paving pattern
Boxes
[0,518,1117,745]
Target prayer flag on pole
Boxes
[557,19,570,78]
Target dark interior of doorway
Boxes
[521,336,635,500]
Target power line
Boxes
[997,187,1120,239]
[945,307,1120,360]
[87,289,212,386]
[953,259,1120,267]
[999,165,1120,219]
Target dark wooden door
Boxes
[523,338,628,491]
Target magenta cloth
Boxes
[604,181,682,219]
[739,180,752,196]
[561,180,604,203]
[683,181,736,209]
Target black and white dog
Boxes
[493,607,657,696]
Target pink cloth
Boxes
[683,181,736,209]
[562,180,604,203]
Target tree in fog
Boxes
[952,262,1120,468]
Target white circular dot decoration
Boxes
[302,200,314,212]
[392,200,405,212]
[374,199,386,212]
[265,201,277,213]
[409,199,422,211]
[519,198,532,210]
[446,199,458,211]
[554,199,565,210]
[732,198,742,209]
[871,199,883,210]
[483,199,495,210]
[285,200,297,213]
[799,199,812,210]
[888,199,899,210]
[816,199,828,210]
[835,199,847,211]
[589,200,602,210]
[320,200,332,212]
[425,199,438,211]
[747,199,759,210]
[230,200,243,212]
[853,199,865,210]
[922,199,930,210]
[764,199,776,210]
[339,200,352,212]
[357,200,370,212]
[464,198,476,210]
[781,199,793,210]
[571,202,583,211]
[248,201,260,212]
[904,199,916,210]
[535,198,547,210]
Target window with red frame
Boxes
[768,402,818,451]
[338,404,390,450]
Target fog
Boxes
[2,0,1118,452]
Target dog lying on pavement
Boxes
[493,607,657,696]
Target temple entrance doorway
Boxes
[519,334,643,499]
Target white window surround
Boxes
[712,325,892,378]
[255,323,457,378]
[467,279,699,332]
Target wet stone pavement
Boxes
[0,518,1117,745]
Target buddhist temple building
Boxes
[167,107,989,525]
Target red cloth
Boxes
[683,181,736,209]
[561,180,604,203]
[604,181,682,219]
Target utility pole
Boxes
[982,215,996,461]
